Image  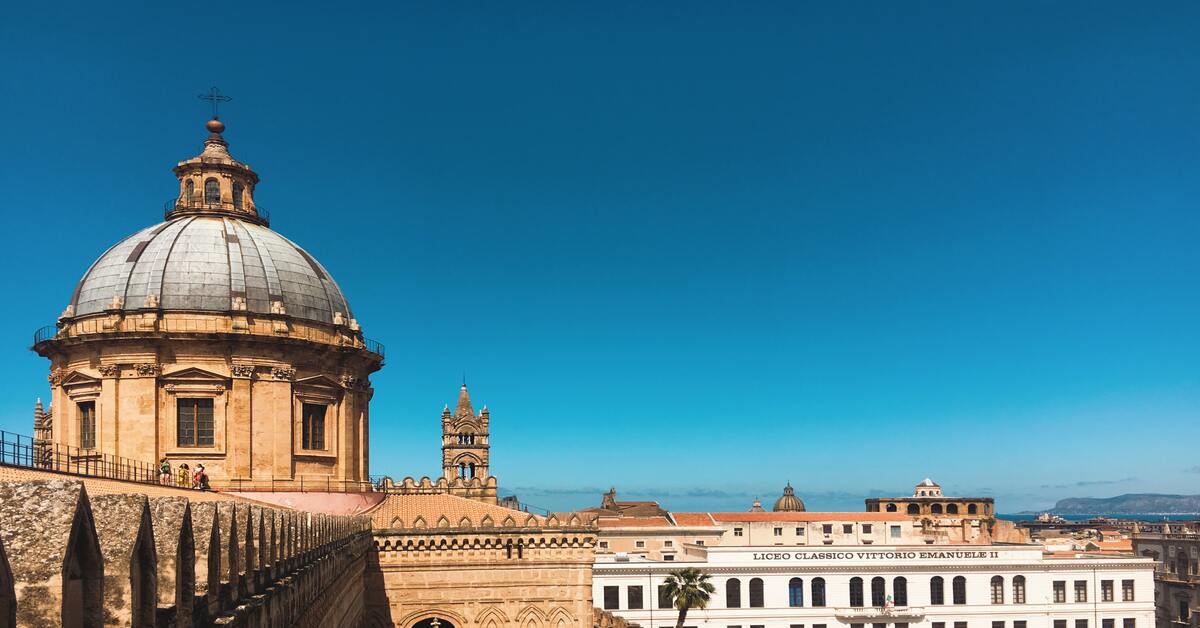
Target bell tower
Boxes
[441,385,490,481]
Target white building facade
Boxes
[594,545,1155,628]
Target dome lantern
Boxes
[168,116,266,226]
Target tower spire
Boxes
[455,384,474,417]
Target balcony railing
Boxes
[362,337,385,358]
[0,429,193,490]
[834,606,926,621]
[164,198,269,226]
[33,324,58,345]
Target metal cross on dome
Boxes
[198,86,232,119]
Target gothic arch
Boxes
[547,606,576,627]
[517,605,548,628]
[400,608,469,628]
[474,605,510,628]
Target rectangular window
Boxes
[658,585,671,609]
[78,401,96,449]
[932,623,945,628]
[873,623,885,628]
[1053,581,1066,603]
[598,541,608,549]
[1054,621,1067,628]
[954,622,967,628]
[1076,620,1088,628]
[1123,620,1134,628]
[1122,580,1134,601]
[1075,580,1088,603]
[696,540,705,546]
[790,625,804,628]
[603,586,619,610]
[851,624,864,628]
[176,398,214,447]
[1103,620,1114,628]
[635,540,646,548]
[993,622,1004,628]
[796,527,805,535]
[664,540,674,547]
[301,402,326,450]
[1101,580,1113,602]
[664,554,675,561]
[863,524,873,534]
[1015,622,1026,628]
[774,527,783,536]
[890,525,902,538]
[628,586,643,610]
[734,527,743,537]
[823,524,833,534]
[843,524,854,534]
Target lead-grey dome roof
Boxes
[70,215,353,325]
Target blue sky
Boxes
[1,2,1197,513]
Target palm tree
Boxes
[661,567,716,628]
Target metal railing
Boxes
[834,606,926,620]
[164,198,270,225]
[0,430,194,489]
[33,324,58,345]
[363,337,385,358]
[222,477,376,493]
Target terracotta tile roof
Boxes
[1097,540,1133,552]
[368,493,547,529]
[673,512,717,526]
[597,516,673,528]
[705,511,910,522]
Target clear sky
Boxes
[1,1,1197,514]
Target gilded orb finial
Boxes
[206,118,226,134]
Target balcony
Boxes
[164,198,269,226]
[834,607,926,621]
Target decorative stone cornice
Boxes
[47,369,64,386]
[98,364,119,378]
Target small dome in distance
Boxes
[772,482,806,512]
[749,498,765,513]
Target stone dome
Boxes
[772,482,806,512]
[68,215,353,326]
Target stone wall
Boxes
[0,479,370,628]
[366,506,600,628]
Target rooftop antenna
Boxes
[198,86,233,119]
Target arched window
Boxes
[952,576,967,604]
[726,578,741,608]
[930,576,945,605]
[749,578,764,608]
[893,577,907,606]
[457,463,466,479]
[185,180,194,203]
[849,577,864,608]
[886,503,897,512]
[906,503,920,515]
[232,183,244,209]
[931,503,944,514]
[968,503,978,515]
[789,578,804,607]
[204,178,220,204]
[468,463,476,479]
[871,577,886,607]
[1013,575,1026,604]
[1178,555,1190,576]
[991,576,1004,604]
[811,578,826,607]
[947,503,959,515]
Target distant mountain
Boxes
[1048,493,1200,515]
